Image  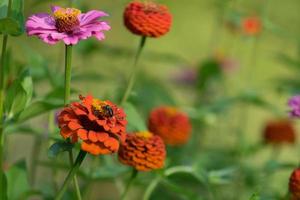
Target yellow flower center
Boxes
[164,107,178,116]
[143,1,162,13]
[53,8,81,33]
[136,131,153,138]
[92,99,114,118]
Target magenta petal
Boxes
[26,7,110,45]
[26,13,55,30]
[51,5,61,13]
[94,32,105,40]
[79,10,109,26]
[63,35,79,45]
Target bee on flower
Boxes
[57,95,127,155]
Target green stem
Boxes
[0,1,11,194]
[64,45,73,105]
[30,134,42,186]
[55,150,87,200]
[121,169,138,200]
[0,33,7,199]
[143,176,161,200]
[63,44,82,200]
[120,36,147,105]
[68,150,82,200]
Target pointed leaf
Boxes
[48,141,74,158]
[18,98,63,122]
[6,160,29,200]
[123,102,147,132]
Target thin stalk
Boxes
[63,45,82,200]
[120,169,138,200]
[30,134,42,186]
[0,0,11,194]
[64,45,73,105]
[55,150,87,200]
[68,150,82,200]
[0,33,8,199]
[120,36,147,105]
[143,176,161,200]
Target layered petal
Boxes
[118,131,166,171]
[57,95,127,155]
[26,6,110,45]
[148,106,192,146]
[123,1,172,38]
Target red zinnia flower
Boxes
[57,95,127,155]
[242,16,262,36]
[118,131,166,171]
[263,119,296,145]
[290,168,300,199]
[123,1,172,38]
[148,106,192,146]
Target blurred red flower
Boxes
[123,1,172,38]
[57,95,127,155]
[118,131,166,171]
[290,168,300,199]
[148,106,192,146]
[242,16,262,36]
[263,119,296,145]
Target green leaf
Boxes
[0,17,21,35]
[249,193,260,200]
[5,69,33,118]
[5,160,29,200]
[0,171,8,200]
[10,0,24,34]
[208,167,236,185]
[48,141,74,158]
[0,0,24,36]
[0,0,8,19]
[18,98,63,122]
[197,59,222,91]
[123,102,147,132]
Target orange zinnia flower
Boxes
[290,168,300,199]
[118,131,166,171]
[57,95,127,155]
[263,119,296,145]
[123,1,172,38]
[148,106,192,146]
[242,16,262,36]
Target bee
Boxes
[102,105,114,118]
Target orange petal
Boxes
[104,138,119,151]
[60,126,73,139]
[88,131,98,142]
[68,121,82,130]
[73,108,86,116]
[77,129,88,140]
[97,132,109,142]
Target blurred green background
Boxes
[3,0,300,199]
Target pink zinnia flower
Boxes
[26,6,110,45]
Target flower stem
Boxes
[63,44,82,200]
[55,150,87,200]
[64,45,73,105]
[68,150,82,200]
[120,36,147,105]
[0,33,8,199]
[120,169,138,200]
[0,0,13,195]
